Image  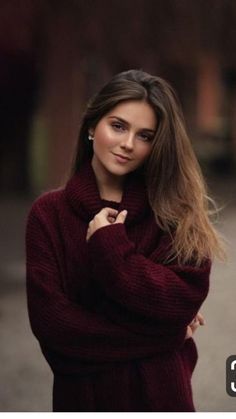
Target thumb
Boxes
[114,210,128,224]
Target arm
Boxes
[26,204,186,368]
[87,223,211,328]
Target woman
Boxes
[26,69,225,411]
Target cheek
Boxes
[94,126,116,148]
[136,144,152,160]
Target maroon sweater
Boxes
[25,158,211,412]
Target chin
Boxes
[107,166,130,177]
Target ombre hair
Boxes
[69,69,226,266]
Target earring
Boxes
[88,134,94,141]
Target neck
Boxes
[91,156,125,201]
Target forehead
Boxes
[105,100,157,128]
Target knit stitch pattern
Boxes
[25,158,211,411]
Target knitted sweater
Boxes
[25,158,211,412]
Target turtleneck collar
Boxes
[65,158,151,225]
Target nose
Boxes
[120,132,135,150]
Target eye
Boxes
[111,122,126,131]
[138,132,153,142]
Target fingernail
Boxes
[123,210,128,216]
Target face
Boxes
[89,100,157,180]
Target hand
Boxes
[185,312,205,340]
[86,207,128,242]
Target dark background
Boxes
[0,0,236,411]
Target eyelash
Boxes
[112,122,125,131]
[139,133,153,142]
[111,123,153,141]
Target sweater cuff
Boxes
[87,223,135,261]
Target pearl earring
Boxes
[88,134,94,141]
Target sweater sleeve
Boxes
[87,223,211,328]
[26,204,186,367]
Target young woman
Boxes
[26,69,225,412]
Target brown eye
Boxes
[139,133,153,142]
[111,122,125,131]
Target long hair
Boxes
[69,69,226,266]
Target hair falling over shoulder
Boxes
[69,69,227,267]
[145,83,227,267]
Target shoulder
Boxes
[27,187,65,224]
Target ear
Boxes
[88,128,94,136]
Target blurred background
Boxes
[0,0,236,412]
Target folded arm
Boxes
[26,204,187,371]
[87,223,211,329]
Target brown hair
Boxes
[69,69,226,266]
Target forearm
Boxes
[87,223,210,326]
[27,266,186,363]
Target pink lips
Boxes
[113,153,131,161]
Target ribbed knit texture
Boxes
[25,158,211,412]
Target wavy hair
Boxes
[69,69,226,266]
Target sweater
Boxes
[25,158,211,412]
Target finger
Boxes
[101,207,119,217]
[196,312,205,325]
[191,321,200,333]
[185,326,193,340]
[107,216,116,223]
[114,210,128,224]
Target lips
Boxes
[113,153,131,161]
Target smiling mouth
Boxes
[113,153,131,161]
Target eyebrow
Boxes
[108,116,156,133]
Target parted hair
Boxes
[69,69,226,266]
